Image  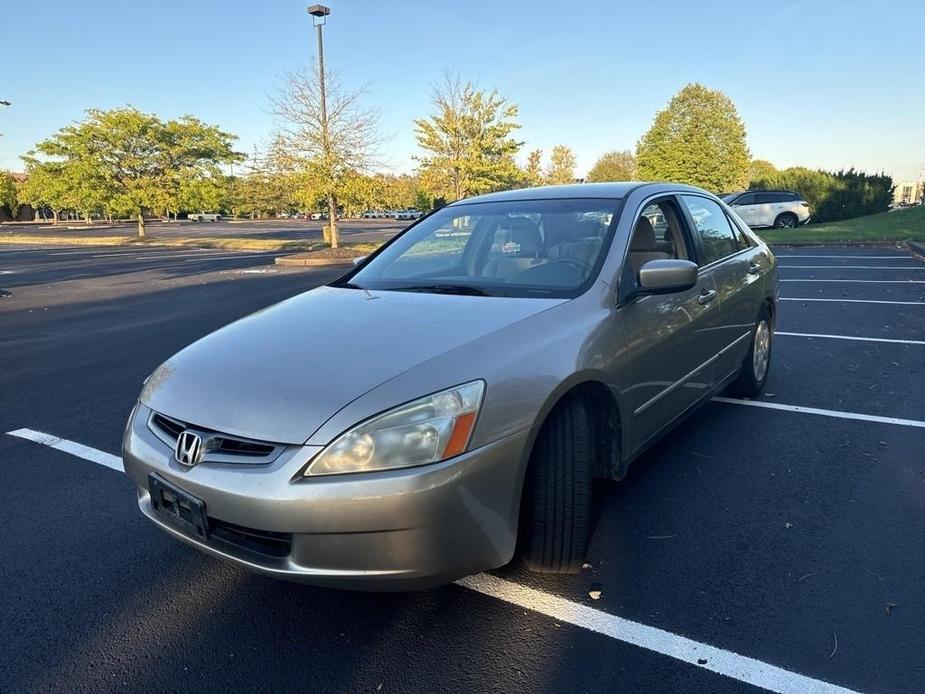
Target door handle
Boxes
[748,262,761,274]
[698,289,717,305]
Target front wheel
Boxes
[728,306,773,397]
[520,396,593,574]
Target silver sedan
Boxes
[123,182,777,589]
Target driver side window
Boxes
[627,201,688,275]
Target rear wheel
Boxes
[774,212,798,228]
[521,396,593,573]
[729,305,773,397]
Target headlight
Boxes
[305,380,485,476]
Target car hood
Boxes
[141,286,565,444]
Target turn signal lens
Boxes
[305,381,485,476]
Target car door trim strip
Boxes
[634,331,751,416]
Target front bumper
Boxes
[123,404,531,590]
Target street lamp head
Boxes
[307,4,330,17]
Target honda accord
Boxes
[123,182,777,589]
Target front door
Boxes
[618,198,725,453]
[680,194,765,380]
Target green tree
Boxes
[587,150,637,182]
[636,83,750,192]
[414,74,523,201]
[17,159,69,223]
[748,159,777,183]
[30,107,240,237]
[271,63,383,247]
[545,145,577,185]
[523,149,544,186]
[0,170,20,219]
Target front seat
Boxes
[548,219,604,267]
[483,218,545,280]
[627,216,669,274]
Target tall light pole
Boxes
[307,4,338,247]
[0,100,9,138]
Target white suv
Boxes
[722,190,810,228]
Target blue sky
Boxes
[3,0,923,181]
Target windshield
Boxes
[337,198,621,298]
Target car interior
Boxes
[627,202,689,274]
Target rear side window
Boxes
[681,196,741,265]
[755,192,778,204]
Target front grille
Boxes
[209,517,292,558]
[215,437,275,457]
[151,413,184,440]
[147,410,283,466]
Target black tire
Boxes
[521,396,593,573]
[728,305,773,397]
[774,212,798,229]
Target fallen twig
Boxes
[796,571,819,583]
[829,632,838,659]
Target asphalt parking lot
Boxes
[1,244,923,693]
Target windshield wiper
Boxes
[395,284,488,296]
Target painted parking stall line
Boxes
[781,297,925,306]
[780,279,925,284]
[774,255,913,259]
[5,427,859,694]
[777,265,925,270]
[7,428,124,472]
[712,398,925,429]
[777,331,925,346]
[459,574,858,694]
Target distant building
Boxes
[893,181,924,205]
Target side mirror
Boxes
[352,256,367,267]
[637,259,698,294]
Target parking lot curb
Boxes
[274,254,353,267]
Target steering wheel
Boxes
[553,257,592,273]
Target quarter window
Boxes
[681,196,741,265]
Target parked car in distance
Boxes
[188,212,222,222]
[123,182,778,590]
[721,190,810,228]
[394,208,423,220]
[310,212,323,220]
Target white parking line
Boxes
[780,279,925,284]
[774,255,912,259]
[713,398,925,428]
[6,427,859,694]
[781,297,925,306]
[6,428,124,471]
[778,266,925,270]
[777,331,925,346]
[459,574,858,694]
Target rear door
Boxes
[752,192,781,227]
[680,194,764,381]
[618,197,723,452]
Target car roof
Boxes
[448,182,711,205]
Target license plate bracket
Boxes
[148,473,209,540]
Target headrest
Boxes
[630,216,657,252]
[505,217,542,256]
